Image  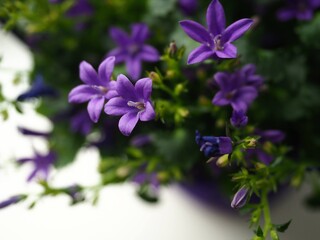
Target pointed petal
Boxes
[126,57,142,80]
[214,72,231,91]
[187,44,214,64]
[104,97,132,116]
[107,48,127,63]
[68,85,99,103]
[131,23,150,43]
[277,9,296,21]
[118,111,139,136]
[109,27,130,46]
[139,101,155,121]
[98,56,115,86]
[179,20,211,44]
[135,78,152,100]
[79,61,100,85]
[27,169,38,182]
[235,86,257,105]
[222,18,253,43]
[116,74,138,101]
[296,9,313,20]
[215,43,237,58]
[212,91,230,106]
[207,0,226,35]
[139,45,160,62]
[87,96,105,123]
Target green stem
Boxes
[262,190,272,238]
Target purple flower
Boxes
[230,110,248,128]
[179,0,198,15]
[277,0,320,21]
[17,75,58,101]
[107,23,160,80]
[179,0,253,64]
[247,129,285,165]
[68,56,118,123]
[240,64,264,90]
[66,0,93,17]
[104,75,155,136]
[212,70,258,112]
[17,151,56,182]
[130,134,154,147]
[195,131,232,160]
[231,187,249,209]
[0,195,27,209]
[70,110,93,135]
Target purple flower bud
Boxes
[231,187,249,209]
[130,135,153,147]
[0,195,26,209]
[230,110,248,128]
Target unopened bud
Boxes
[231,187,249,209]
[149,71,162,83]
[216,154,229,167]
[168,41,177,57]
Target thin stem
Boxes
[262,190,272,238]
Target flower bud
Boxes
[231,187,249,209]
[216,154,229,167]
[148,71,162,84]
[168,41,177,57]
[0,195,27,209]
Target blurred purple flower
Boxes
[230,110,248,128]
[0,195,27,209]
[70,110,93,135]
[195,131,232,160]
[66,0,93,17]
[17,151,56,182]
[277,0,320,21]
[130,134,154,147]
[104,75,155,136]
[107,23,160,80]
[68,56,118,123]
[231,187,249,209]
[179,0,198,15]
[17,75,58,101]
[18,127,51,138]
[133,172,160,189]
[179,0,253,64]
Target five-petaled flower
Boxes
[212,64,263,112]
[107,23,160,80]
[195,131,232,161]
[104,75,155,136]
[68,56,118,123]
[179,0,253,64]
[17,151,56,182]
[277,0,320,21]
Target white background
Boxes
[0,28,319,240]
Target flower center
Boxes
[92,85,108,93]
[128,44,140,55]
[127,101,145,110]
[213,34,224,51]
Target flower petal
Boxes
[206,0,226,36]
[140,101,155,121]
[116,74,138,101]
[139,45,160,62]
[235,86,258,105]
[126,57,142,80]
[109,27,130,46]
[79,61,100,85]
[68,85,99,103]
[222,18,253,43]
[98,56,115,86]
[214,72,231,91]
[135,77,152,100]
[131,23,150,43]
[212,91,230,106]
[87,96,105,123]
[118,111,139,136]
[179,20,211,44]
[187,44,214,64]
[104,97,132,116]
[107,48,127,63]
[215,43,237,58]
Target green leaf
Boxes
[274,220,292,233]
[148,0,177,17]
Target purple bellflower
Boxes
[195,131,232,160]
[104,75,155,136]
[212,70,258,112]
[277,0,320,21]
[0,195,27,209]
[17,151,56,182]
[179,0,253,64]
[70,110,93,135]
[107,23,160,80]
[17,75,58,101]
[230,110,248,128]
[247,129,285,165]
[68,56,118,123]
[231,187,249,209]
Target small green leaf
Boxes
[254,226,264,237]
[274,220,292,233]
